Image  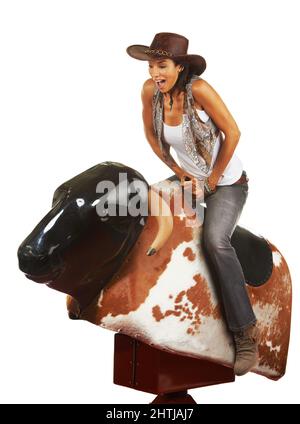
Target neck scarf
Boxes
[152,74,220,174]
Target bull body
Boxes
[18,162,292,381]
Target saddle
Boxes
[230,225,273,287]
[166,174,273,287]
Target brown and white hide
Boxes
[67,179,292,380]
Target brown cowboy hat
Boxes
[126,32,206,76]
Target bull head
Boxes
[17,162,173,309]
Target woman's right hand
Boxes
[179,172,204,200]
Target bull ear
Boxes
[52,183,68,207]
[146,188,173,255]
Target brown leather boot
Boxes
[233,324,260,376]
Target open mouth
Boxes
[25,268,62,284]
[155,79,166,90]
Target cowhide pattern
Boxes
[67,179,292,380]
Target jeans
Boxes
[202,170,257,332]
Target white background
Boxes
[0,0,299,404]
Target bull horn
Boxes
[146,188,173,256]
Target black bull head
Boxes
[17,162,159,308]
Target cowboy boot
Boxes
[232,324,260,376]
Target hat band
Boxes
[144,48,173,57]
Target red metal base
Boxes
[151,390,197,404]
[113,333,235,404]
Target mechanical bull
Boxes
[18,162,292,389]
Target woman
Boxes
[126,32,259,376]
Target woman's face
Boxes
[148,58,183,94]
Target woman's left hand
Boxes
[207,175,218,191]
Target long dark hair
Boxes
[167,59,195,110]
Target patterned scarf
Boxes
[152,74,220,174]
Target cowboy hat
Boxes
[126,32,206,75]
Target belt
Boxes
[232,172,249,185]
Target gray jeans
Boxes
[202,170,257,332]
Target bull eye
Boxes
[76,198,85,207]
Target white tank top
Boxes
[162,109,243,185]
